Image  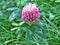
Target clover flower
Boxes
[22,3,40,24]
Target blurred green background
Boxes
[0,0,60,45]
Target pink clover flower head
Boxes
[22,3,40,24]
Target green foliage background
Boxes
[0,0,60,45]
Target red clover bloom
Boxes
[22,3,40,24]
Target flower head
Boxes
[22,3,40,24]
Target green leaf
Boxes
[19,21,25,26]
[34,34,49,45]
[0,11,3,19]
[3,39,17,45]
[11,27,18,31]
[9,10,20,21]
[49,13,54,20]
[12,22,19,26]
[7,7,18,11]
[55,0,60,2]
